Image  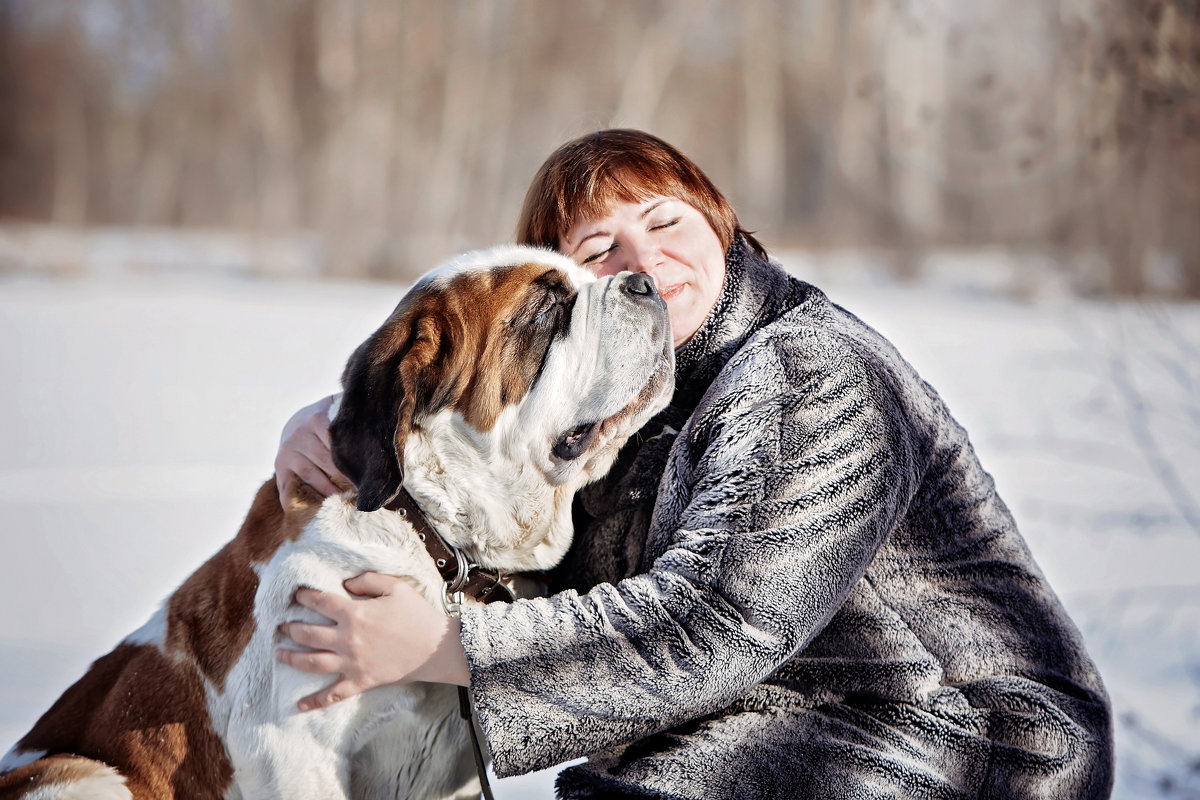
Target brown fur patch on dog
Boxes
[0,480,325,800]
[331,261,577,510]
[435,263,576,431]
[3,643,232,800]
[373,262,574,432]
[166,478,318,689]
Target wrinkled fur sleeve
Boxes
[460,324,925,777]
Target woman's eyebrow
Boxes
[571,228,611,252]
[639,199,668,218]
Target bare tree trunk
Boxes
[254,34,302,231]
[51,43,88,226]
[612,3,699,129]
[739,0,786,234]
[413,0,495,267]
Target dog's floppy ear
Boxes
[330,312,446,512]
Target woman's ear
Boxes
[329,314,444,512]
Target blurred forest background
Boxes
[0,0,1197,294]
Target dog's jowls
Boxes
[0,245,674,800]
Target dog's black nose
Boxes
[621,272,658,298]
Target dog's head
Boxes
[329,245,674,513]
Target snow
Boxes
[2,257,1198,798]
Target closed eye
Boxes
[650,217,680,231]
[527,291,575,387]
[514,276,572,328]
[533,299,560,325]
[581,243,617,266]
[532,292,575,332]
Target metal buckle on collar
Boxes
[442,585,465,618]
[446,547,470,594]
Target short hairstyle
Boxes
[516,129,766,258]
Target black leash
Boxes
[459,685,496,800]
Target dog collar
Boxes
[382,489,518,611]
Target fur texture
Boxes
[460,237,1115,799]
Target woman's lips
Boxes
[658,282,685,302]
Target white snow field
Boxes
[1,257,1198,798]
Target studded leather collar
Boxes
[383,488,517,605]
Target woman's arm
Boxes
[462,328,924,777]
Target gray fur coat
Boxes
[459,238,1113,799]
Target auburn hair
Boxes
[516,129,766,258]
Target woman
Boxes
[275,130,1113,798]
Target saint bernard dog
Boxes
[0,245,675,800]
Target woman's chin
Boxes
[669,317,702,349]
[666,304,707,348]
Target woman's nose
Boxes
[625,236,661,275]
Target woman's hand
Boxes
[275,394,349,505]
[276,572,471,711]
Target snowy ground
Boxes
[1,256,1198,798]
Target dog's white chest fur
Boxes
[217,500,480,800]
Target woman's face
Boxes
[560,196,726,349]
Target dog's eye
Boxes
[534,293,576,335]
[533,300,560,326]
[552,422,597,461]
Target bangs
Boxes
[517,129,756,257]
[553,164,680,245]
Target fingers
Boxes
[293,587,348,622]
[272,646,365,712]
[344,572,402,598]
[275,394,351,503]
[275,645,343,676]
[276,452,342,502]
[294,428,341,480]
[297,679,362,712]
[278,619,340,651]
[276,431,344,492]
[289,457,344,499]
